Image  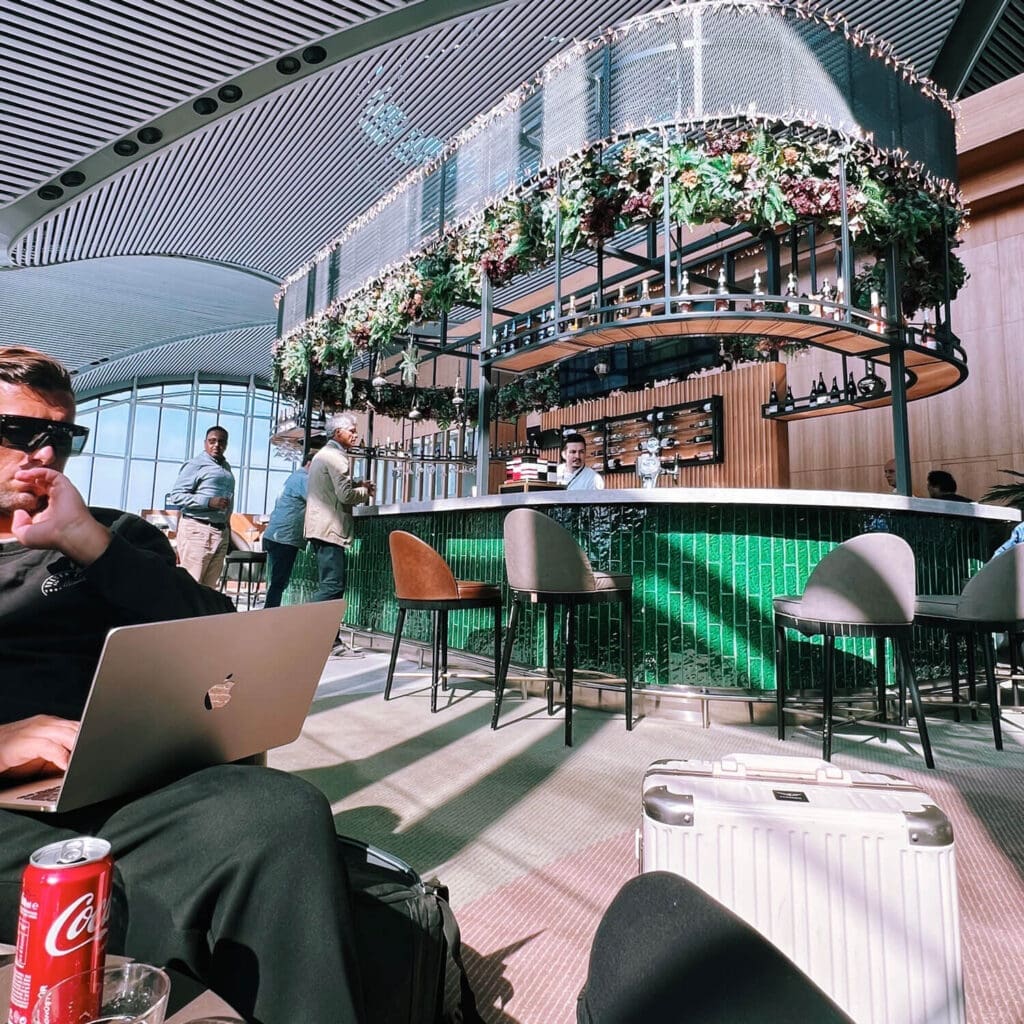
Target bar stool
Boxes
[774,532,934,768]
[218,547,268,610]
[915,544,1024,751]
[493,508,634,746]
[384,531,503,713]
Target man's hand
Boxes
[11,469,111,564]
[358,479,377,497]
[208,496,230,511]
[0,716,79,780]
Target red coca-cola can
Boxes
[7,836,113,1024]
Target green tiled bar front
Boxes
[327,491,1016,691]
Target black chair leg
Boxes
[1010,633,1021,706]
[980,633,1004,751]
[492,599,520,729]
[774,621,787,741]
[623,593,634,731]
[898,635,935,769]
[545,603,556,715]
[384,607,406,701]
[564,603,576,747]
[822,637,835,762]
[430,611,442,713]
[440,610,449,692]
[875,637,888,742]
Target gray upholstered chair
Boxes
[493,507,633,746]
[385,531,503,713]
[915,544,1024,751]
[773,533,934,768]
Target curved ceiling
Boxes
[0,0,1020,391]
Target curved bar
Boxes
[344,491,1018,692]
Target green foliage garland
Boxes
[274,126,966,403]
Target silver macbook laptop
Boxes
[0,599,346,813]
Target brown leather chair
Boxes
[385,531,503,713]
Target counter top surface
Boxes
[357,487,1020,522]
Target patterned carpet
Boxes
[269,648,1024,1024]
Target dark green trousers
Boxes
[0,765,363,1024]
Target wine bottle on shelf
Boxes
[714,267,730,312]
[696,450,715,461]
[876,303,888,334]
[816,371,827,403]
[690,417,713,429]
[749,269,765,312]
[546,304,557,338]
[832,277,845,321]
[640,279,652,317]
[685,434,713,445]
[845,372,857,402]
[767,382,779,414]
[829,375,841,403]
[678,270,694,312]
[660,438,680,449]
[785,273,800,313]
[869,289,882,332]
[616,285,629,320]
[644,410,658,423]
[783,386,796,412]
[700,401,713,413]
[568,294,579,331]
[809,379,819,407]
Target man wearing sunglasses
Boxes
[0,347,365,1024]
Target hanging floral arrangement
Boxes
[274,124,966,407]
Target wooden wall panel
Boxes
[537,362,789,489]
[788,77,1024,502]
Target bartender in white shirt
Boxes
[557,433,605,490]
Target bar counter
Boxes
[332,490,1019,691]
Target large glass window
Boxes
[68,378,294,516]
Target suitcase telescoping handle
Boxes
[716,753,848,784]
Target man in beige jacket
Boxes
[304,412,375,608]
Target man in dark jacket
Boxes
[0,346,364,1024]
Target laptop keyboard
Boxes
[18,785,62,802]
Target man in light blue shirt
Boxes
[169,425,235,587]
[994,522,1024,559]
[263,449,317,608]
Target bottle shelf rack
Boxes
[565,395,724,474]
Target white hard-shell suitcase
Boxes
[638,753,964,1024]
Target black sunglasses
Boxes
[0,414,90,457]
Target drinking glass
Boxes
[32,963,170,1024]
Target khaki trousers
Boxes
[175,516,229,588]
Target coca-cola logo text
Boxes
[43,893,107,956]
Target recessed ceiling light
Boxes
[302,45,327,64]
[137,126,163,145]
[276,56,301,75]
[59,171,86,187]
[218,84,243,103]
[193,97,218,115]
[113,139,139,157]
[37,184,64,201]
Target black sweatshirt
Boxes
[0,509,234,723]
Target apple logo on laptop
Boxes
[205,675,236,711]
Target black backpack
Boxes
[338,835,483,1024]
